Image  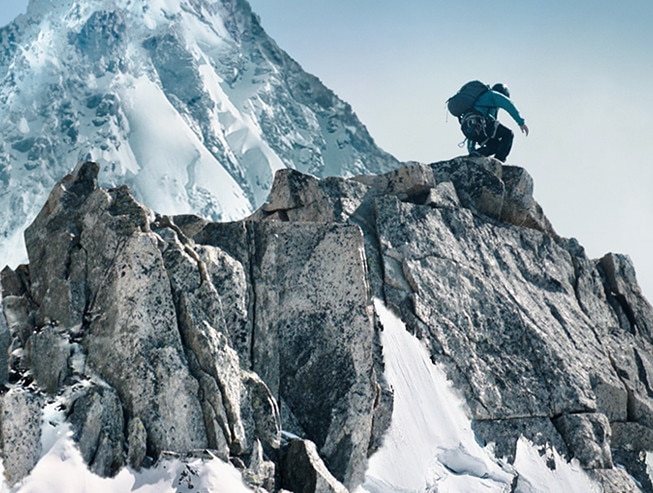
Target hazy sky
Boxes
[1,3,26,25]
[2,1,652,300]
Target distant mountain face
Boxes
[0,0,398,265]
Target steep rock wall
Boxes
[0,161,384,491]
[249,156,653,492]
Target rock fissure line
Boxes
[246,221,258,373]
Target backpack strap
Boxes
[460,111,498,145]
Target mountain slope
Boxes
[0,0,398,266]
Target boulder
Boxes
[25,325,71,394]
[1,265,35,350]
[0,388,44,486]
[68,384,126,476]
[553,413,613,469]
[249,221,376,488]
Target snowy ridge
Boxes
[0,0,398,267]
[359,300,601,493]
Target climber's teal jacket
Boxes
[473,91,525,126]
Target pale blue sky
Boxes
[0,2,27,25]
[2,1,652,299]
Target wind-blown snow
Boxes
[358,299,602,493]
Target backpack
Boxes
[447,81,490,118]
[460,111,497,144]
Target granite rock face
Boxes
[0,161,381,491]
[251,155,653,492]
[2,156,653,492]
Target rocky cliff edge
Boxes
[1,156,653,492]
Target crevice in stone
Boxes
[182,340,231,452]
[246,221,258,373]
[566,251,602,344]
[152,216,211,287]
[548,303,580,352]
[351,204,386,302]
[606,352,640,423]
[154,229,238,457]
[634,349,653,399]
[277,210,289,222]
[398,188,431,205]
[596,260,639,336]
[83,236,129,325]
[167,284,235,454]
[262,198,320,219]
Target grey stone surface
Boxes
[553,413,613,469]
[243,439,276,492]
[25,325,71,394]
[249,220,376,488]
[587,468,644,493]
[68,384,126,477]
[79,225,209,457]
[611,421,653,452]
[612,450,653,493]
[127,417,148,470]
[0,388,44,486]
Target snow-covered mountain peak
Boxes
[0,0,398,267]
[24,0,221,28]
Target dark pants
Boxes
[478,123,514,162]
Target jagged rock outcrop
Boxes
[0,160,381,491]
[1,155,653,492]
[249,156,653,492]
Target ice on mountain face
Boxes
[122,74,251,218]
[358,299,601,493]
[512,439,601,493]
[0,0,398,268]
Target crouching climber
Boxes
[448,81,529,162]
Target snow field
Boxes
[359,299,601,493]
